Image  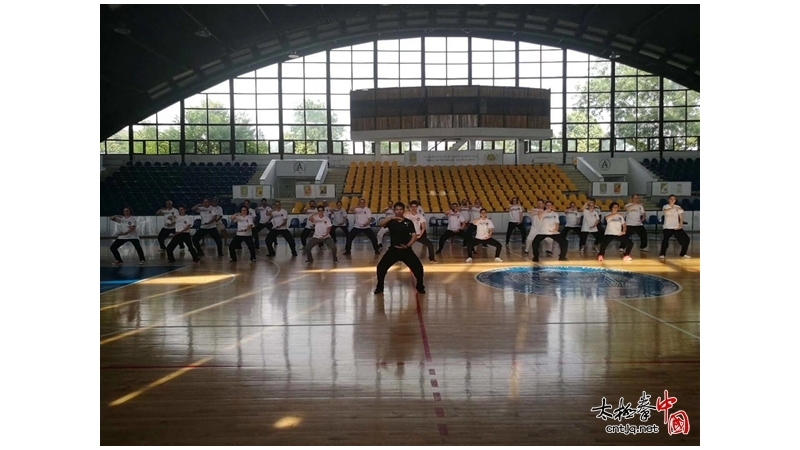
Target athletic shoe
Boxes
[494,257,503,262]
[640,247,649,252]
[374,287,384,294]
[305,259,313,263]
[623,255,632,262]
[681,255,692,259]
[559,256,568,261]
[546,251,553,256]
[465,257,473,263]
[597,255,604,262]
[523,250,529,254]
[532,257,540,262]
[580,247,585,254]
[618,248,625,253]
[659,255,665,260]
[417,287,426,294]
[291,252,298,257]
[430,260,439,264]
[250,259,256,263]
[139,260,146,265]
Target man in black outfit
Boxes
[375,202,425,295]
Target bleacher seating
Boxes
[101,163,258,216]
[641,157,700,193]
[341,161,623,212]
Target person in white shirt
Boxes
[241,199,256,219]
[228,206,257,263]
[659,195,691,259]
[264,200,298,257]
[597,202,633,262]
[211,197,227,240]
[155,200,182,251]
[468,199,485,248]
[404,200,438,263]
[376,200,395,248]
[253,198,273,250]
[530,201,569,262]
[343,198,380,255]
[109,207,146,264]
[506,197,527,246]
[560,202,582,248]
[300,200,318,248]
[192,198,224,256]
[466,209,503,263]
[623,194,649,252]
[436,203,470,254]
[579,198,603,254]
[166,205,200,263]
[524,199,554,255]
[303,205,339,264]
[459,199,472,248]
[329,200,349,243]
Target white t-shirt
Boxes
[212,206,224,228]
[270,209,288,229]
[197,206,217,229]
[529,208,544,231]
[304,208,317,229]
[474,218,494,240]
[383,207,395,218]
[470,206,482,221]
[175,215,193,234]
[605,213,625,236]
[663,205,684,229]
[564,209,581,227]
[624,203,645,226]
[161,208,179,229]
[539,211,560,235]
[116,216,139,239]
[235,215,254,236]
[459,206,471,223]
[404,211,426,235]
[582,209,601,232]
[354,207,372,229]
[311,215,332,239]
[256,206,272,224]
[244,207,256,219]
[509,205,523,223]
[331,209,348,226]
[446,211,463,232]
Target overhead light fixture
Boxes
[195,27,211,38]
[609,52,620,60]
[288,52,300,59]
[114,24,131,35]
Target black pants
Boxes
[158,227,184,249]
[579,231,603,248]
[469,237,503,258]
[437,229,470,253]
[265,229,297,256]
[252,223,272,248]
[531,234,568,260]
[505,221,527,244]
[625,225,649,249]
[560,226,581,240]
[660,229,691,257]
[110,238,145,262]
[599,234,634,257]
[300,228,315,247]
[193,228,223,256]
[464,223,477,247]
[414,232,436,261]
[167,234,199,262]
[331,225,349,242]
[229,235,256,261]
[345,227,379,253]
[376,248,424,291]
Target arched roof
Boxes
[100,4,699,141]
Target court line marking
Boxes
[100,265,187,295]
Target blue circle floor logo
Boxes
[475,266,682,300]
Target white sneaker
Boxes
[682,255,692,259]
[659,255,665,260]
[465,257,473,263]
[618,248,625,253]
[494,257,503,262]
[640,247,649,252]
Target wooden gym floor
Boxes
[100,233,700,445]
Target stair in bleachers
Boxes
[324,167,349,199]
[246,165,263,185]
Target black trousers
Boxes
[265,229,297,256]
[345,227,379,252]
[464,223,477,247]
[331,225,349,242]
[158,227,184,249]
[469,237,503,258]
[167,234,199,262]
[229,235,256,261]
[505,221,527,244]
[531,234,568,260]
[598,234,634,257]
[414,232,436,261]
[300,227,315,247]
[193,228,223,255]
[625,225,649,249]
[376,248,424,291]
[579,231,603,248]
[251,223,272,248]
[660,229,691,257]
[110,238,145,262]
[437,229,469,253]
[560,226,581,239]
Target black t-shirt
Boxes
[384,218,416,247]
